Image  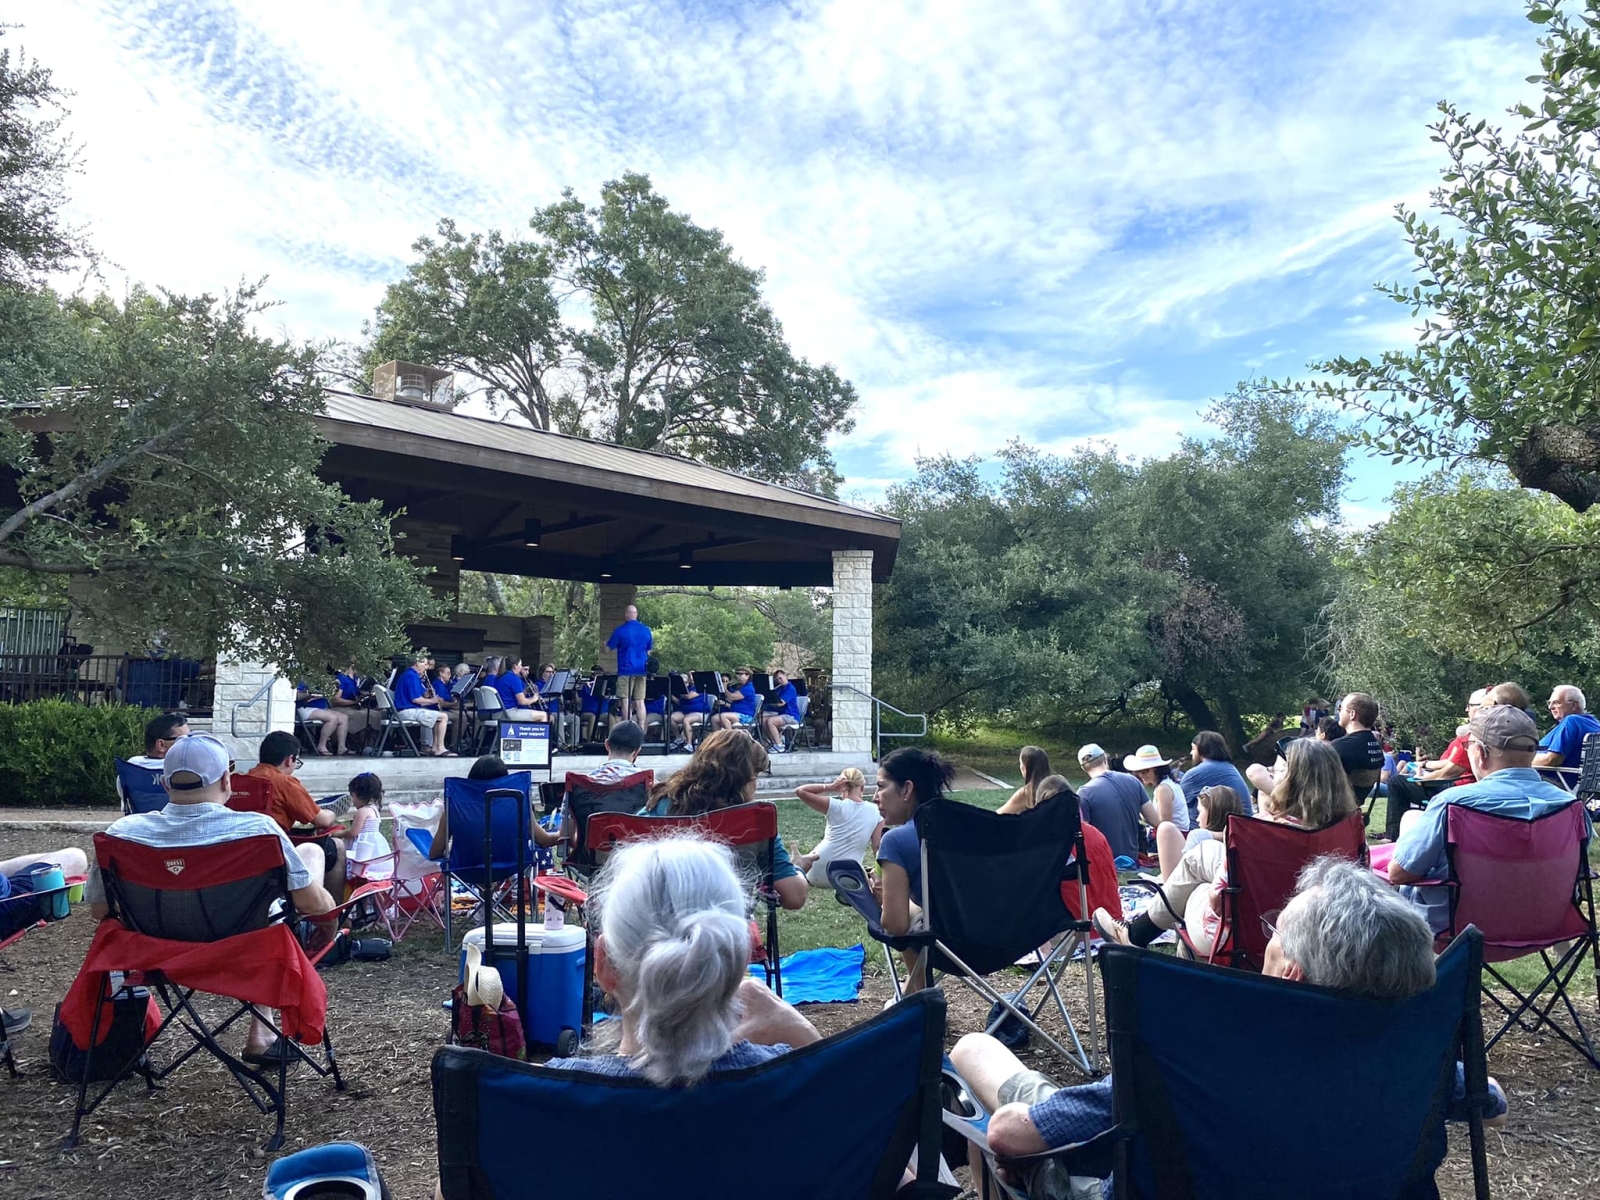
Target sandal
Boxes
[242,1038,292,1066]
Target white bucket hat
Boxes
[1123,744,1171,772]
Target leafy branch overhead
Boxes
[368,173,856,494]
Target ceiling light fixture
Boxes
[523,518,541,548]
[449,535,467,562]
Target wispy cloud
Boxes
[15,0,1542,513]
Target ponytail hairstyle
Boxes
[838,767,866,797]
[592,835,752,1086]
[348,772,384,806]
[879,747,955,810]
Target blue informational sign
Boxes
[498,722,551,769]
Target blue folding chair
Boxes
[113,757,166,815]
[432,988,956,1200]
[946,931,1491,1200]
[422,774,537,950]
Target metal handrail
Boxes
[832,683,927,760]
[229,675,277,738]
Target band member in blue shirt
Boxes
[606,604,653,729]
[494,658,549,724]
[759,669,800,752]
[578,668,610,743]
[393,652,450,755]
[713,667,760,734]
[670,673,714,752]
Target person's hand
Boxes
[867,869,884,904]
[733,978,820,1047]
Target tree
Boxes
[0,283,439,682]
[369,174,857,492]
[0,29,86,286]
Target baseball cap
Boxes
[162,732,231,790]
[1077,743,1108,765]
[1469,706,1540,753]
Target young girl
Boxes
[340,772,394,882]
[998,746,1052,815]
[795,768,883,887]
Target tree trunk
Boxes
[1214,692,1249,759]
[1161,679,1219,737]
[483,573,509,616]
[1511,420,1600,512]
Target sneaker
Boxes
[1091,908,1131,946]
[1,1007,31,1035]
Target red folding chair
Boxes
[586,801,785,995]
[227,773,272,814]
[561,769,655,882]
[1437,801,1598,1068]
[1186,811,1368,970]
[61,833,359,1150]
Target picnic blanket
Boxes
[748,944,866,1003]
[1118,882,1176,946]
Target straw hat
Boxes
[464,940,503,1009]
[1123,744,1171,772]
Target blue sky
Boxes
[17,0,1544,519]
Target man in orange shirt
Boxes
[247,730,344,888]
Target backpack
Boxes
[49,990,154,1084]
[0,865,51,941]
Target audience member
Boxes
[606,604,654,729]
[1094,739,1352,955]
[758,669,801,752]
[1243,712,1287,767]
[393,652,451,756]
[1416,689,1486,785]
[85,733,336,1063]
[1031,774,1122,925]
[338,772,393,881]
[1329,692,1386,776]
[1389,706,1579,933]
[1487,681,1537,718]
[955,858,1505,1197]
[644,729,807,910]
[295,679,351,756]
[248,731,345,887]
[1534,684,1600,769]
[873,746,957,991]
[1315,717,1345,741]
[1179,731,1253,824]
[1074,745,1149,863]
[1151,784,1244,884]
[128,712,190,769]
[999,746,1054,815]
[428,753,562,859]
[1123,745,1189,877]
[544,835,819,1083]
[795,769,882,887]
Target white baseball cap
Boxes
[162,732,230,791]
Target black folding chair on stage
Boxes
[61,833,353,1150]
[832,796,1100,1077]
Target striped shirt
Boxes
[85,801,310,906]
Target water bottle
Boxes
[544,892,565,932]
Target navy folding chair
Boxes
[432,988,956,1200]
[947,932,1492,1200]
[433,774,536,950]
[113,757,166,815]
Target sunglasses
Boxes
[1260,907,1283,940]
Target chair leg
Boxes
[443,867,453,952]
[323,1025,346,1091]
[64,976,107,1149]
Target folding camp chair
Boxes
[426,774,537,950]
[226,772,273,814]
[370,683,422,757]
[471,686,504,755]
[1187,811,1367,970]
[63,833,356,1150]
[944,934,1491,1200]
[1,868,82,1076]
[832,796,1101,1077]
[561,769,654,883]
[432,988,957,1200]
[343,847,404,941]
[114,757,167,815]
[1436,800,1599,1068]
[1574,731,1600,822]
[586,801,785,994]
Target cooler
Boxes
[458,923,587,1048]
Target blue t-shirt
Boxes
[679,691,712,715]
[579,682,605,715]
[1180,759,1254,823]
[393,667,429,710]
[876,821,923,906]
[295,682,329,710]
[335,672,361,702]
[645,695,666,716]
[1393,766,1581,932]
[763,683,797,714]
[495,672,530,712]
[607,620,653,675]
[730,682,759,717]
[1538,711,1600,766]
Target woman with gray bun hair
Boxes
[544,834,819,1086]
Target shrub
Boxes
[0,702,160,807]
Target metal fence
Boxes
[0,606,70,656]
[0,653,214,715]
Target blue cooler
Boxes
[458,924,587,1049]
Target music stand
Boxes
[692,670,726,697]
[752,672,774,694]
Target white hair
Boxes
[1277,857,1435,1001]
[1559,684,1587,711]
[590,835,751,1085]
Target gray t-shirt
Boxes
[1077,771,1148,862]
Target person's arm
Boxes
[1388,806,1445,885]
[291,880,335,916]
[996,785,1030,816]
[879,860,912,936]
[336,805,367,844]
[1533,749,1563,768]
[733,978,821,1047]
[795,781,836,815]
[428,805,450,860]
[773,873,807,910]
[1420,760,1463,782]
[1156,781,1179,825]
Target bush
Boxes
[0,702,159,807]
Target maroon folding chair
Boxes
[561,769,655,882]
[1438,801,1598,1068]
[586,801,784,995]
[226,773,272,814]
[1186,811,1368,970]
[62,833,356,1150]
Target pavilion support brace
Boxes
[597,584,639,672]
[831,550,874,756]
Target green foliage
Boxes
[0,30,86,286]
[0,701,154,806]
[638,589,776,672]
[370,173,856,493]
[876,387,1346,748]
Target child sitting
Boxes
[339,772,394,882]
[794,768,883,888]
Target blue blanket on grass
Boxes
[749,944,866,1003]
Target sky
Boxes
[13,0,1546,519]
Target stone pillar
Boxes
[831,550,874,756]
[597,584,639,671]
[522,615,555,669]
[211,653,293,763]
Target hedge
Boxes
[0,701,161,807]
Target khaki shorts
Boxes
[617,674,647,703]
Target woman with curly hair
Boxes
[644,729,809,909]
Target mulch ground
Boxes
[2,830,1597,1199]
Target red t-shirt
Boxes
[1440,735,1475,785]
[1062,819,1122,922]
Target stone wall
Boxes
[211,655,293,762]
[831,549,874,755]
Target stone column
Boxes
[831,549,874,755]
[211,653,293,763]
[597,584,639,671]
